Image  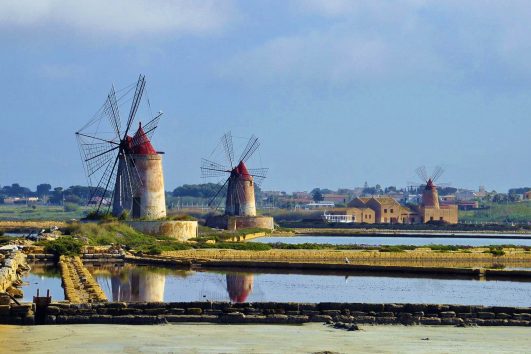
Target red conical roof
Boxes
[232,161,252,180]
[131,122,157,155]
[425,178,435,190]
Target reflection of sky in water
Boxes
[21,267,64,302]
[93,266,531,307]
[255,236,531,247]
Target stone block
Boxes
[105,302,127,309]
[89,315,113,324]
[496,313,512,319]
[457,313,475,319]
[321,310,341,316]
[168,308,185,315]
[0,305,10,316]
[287,315,309,324]
[384,304,404,312]
[143,308,168,315]
[219,312,246,323]
[243,315,267,323]
[507,320,529,326]
[286,311,300,316]
[376,317,397,324]
[333,315,353,323]
[46,306,61,316]
[420,317,441,325]
[477,312,496,319]
[482,319,508,326]
[265,314,289,324]
[352,316,376,324]
[204,309,223,315]
[440,311,456,318]
[187,308,202,315]
[310,315,333,323]
[377,312,395,317]
[441,318,464,326]
[45,315,56,324]
[318,303,343,311]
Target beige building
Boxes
[348,197,412,224]
[345,190,457,225]
[327,207,375,224]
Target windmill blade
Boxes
[130,112,163,149]
[123,74,146,138]
[248,168,268,187]
[87,152,120,213]
[116,154,143,209]
[221,132,235,168]
[201,158,230,178]
[208,178,229,209]
[76,134,120,180]
[431,166,444,182]
[238,135,260,163]
[415,166,428,182]
[105,85,122,138]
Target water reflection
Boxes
[110,270,166,302]
[226,274,254,303]
[87,264,531,306]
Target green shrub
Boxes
[486,246,505,257]
[64,203,80,212]
[195,242,272,251]
[43,236,83,256]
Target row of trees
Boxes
[0,183,93,205]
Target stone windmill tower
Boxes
[416,166,444,209]
[76,74,166,219]
[201,132,274,230]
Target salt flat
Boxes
[1,323,530,353]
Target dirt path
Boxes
[1,323,530,353]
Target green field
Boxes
[459,201,531,224]
[0,204,91,221]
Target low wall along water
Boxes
[1,301,530,326]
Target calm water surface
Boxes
[19,264,531,307]
[255,235,531,247]
[90,265,531,307]
[21,264,64,302]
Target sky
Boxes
[0,0,530,193]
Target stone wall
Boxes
[2,301,530,326]
[127,220,198,241]
[207,215,274,231]
[0,250,27,293]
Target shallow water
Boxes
[20,264,64,302]
[255,235,531,247]
[90,264,531,307]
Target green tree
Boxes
[312,189,324,202]
[36,183,52,197]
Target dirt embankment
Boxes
[162,247,531,267]
[0,221,68,231]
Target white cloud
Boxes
[0,0,237,38]
[221,0,531,88]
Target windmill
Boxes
[201,132,268,217]
[415,166,447,209]
[76,74,166,219]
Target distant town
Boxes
[1,182,530,224]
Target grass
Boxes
[459,201,531,224]
[0,204,90,221]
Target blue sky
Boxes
[0,0,530,193]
